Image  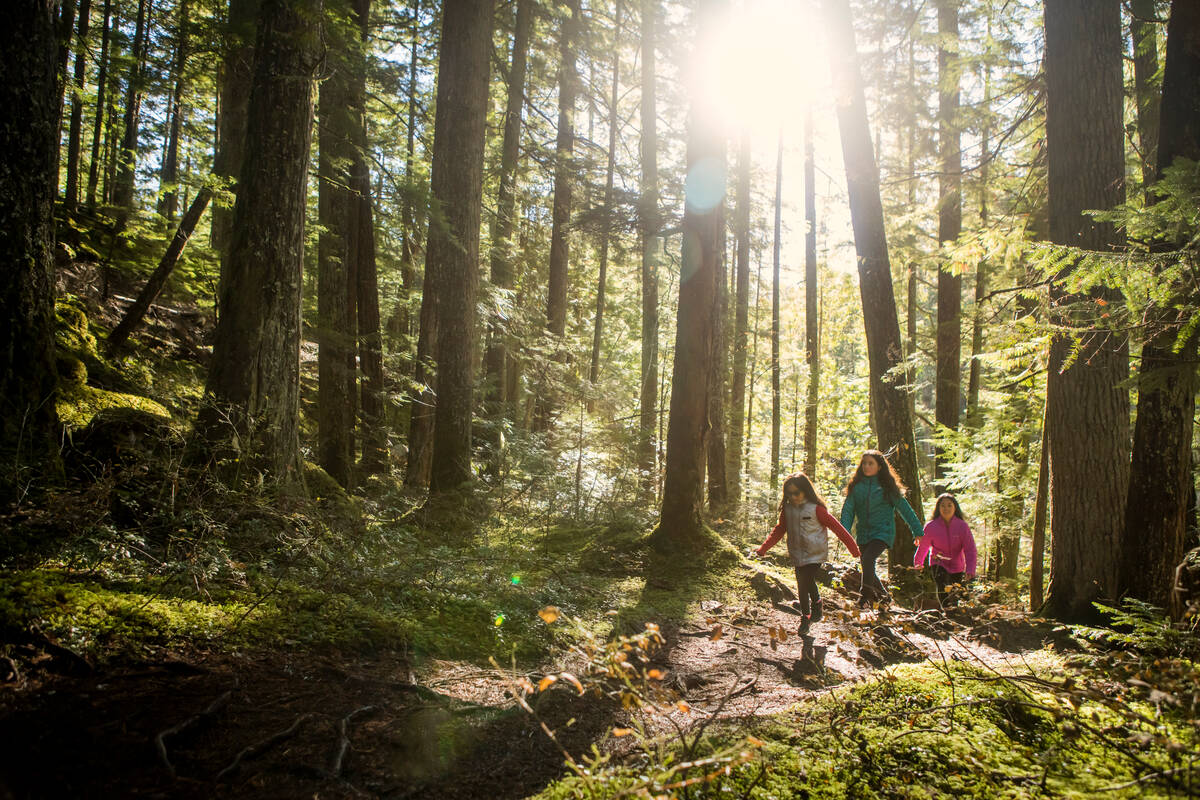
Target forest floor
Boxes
[0,570,1088,799]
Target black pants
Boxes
[859,539,890,603]
[933,566,965,605]
[794,563,822,616]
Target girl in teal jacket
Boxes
[839,449,924,607]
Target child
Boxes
[914,492,977,606]
[839,450,925,607]
[756,473,861,630]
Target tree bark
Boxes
[158,0,189,223]
[707,196,728,511]
[426,0,495,491]
[728,131,750,501]
[211,0,259,257]
[934,0,961,480]
[654,0,725,550]
[316,0,360,489]
[111,0,148,215]
[1121,0,1200,608]
[770,132,782,490]
[85,0,111,210]
[637,0,659,488]
[1043,0,1129,622]
[107,185,213,352]
[484,0,532,454]
[199,0,320,483]
[390,0,421,360]
[1130,0,1162,196]
[590,0,621,393]
[1030,404,1049,610]
[64,0,91,214]
[539,0,580,428]
[803,107,819,480]
[827,0,923,569]
[0,0,61,479]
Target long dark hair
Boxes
[929,492,965,522]
[844,449,906,502]
[777,473,826,517]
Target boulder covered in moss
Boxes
[66,406,184,472]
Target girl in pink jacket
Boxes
[757,473,861,630]
[914,493,977,606]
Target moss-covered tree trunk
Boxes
[1043,0,1129,622]
[200,0,320,483]
[0,0,61,481]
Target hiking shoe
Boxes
[798,615,811,635]
[810,601,823,623]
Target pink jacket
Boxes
[757,504,861,558]
[914,516,977,577]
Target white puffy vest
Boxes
[785,501,828,567]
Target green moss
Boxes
[57,383,171,430]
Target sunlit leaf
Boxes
[538,606,561,624]
[612,727,634,737]
[710,625,723,641]
[538,675,558,692]
[647,669,665,680]
[560,671,584,694]
[676,700,691,713]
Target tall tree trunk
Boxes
[111,0,149,215]
[85,0,111,210]
[637,0,659,488]
[590,0,621,392]
[348,0,384,478]
[1043,0,1129,622]
[707,198,728,510]
[158,0,188,222]
[53,0,79,195]
[390,0,421,359]
[426,0,494,491]
[803,107,819,479]
[966,18,991,425]
[934,0,961,480]
[211,0,259,257]
[654,0,725,550]
[484,0,532,457]
[64,0,91,214]
[1,0,61,480]
[769,132,782,490]
[727,131,751,502]
[199,0,320,482]
[1131,0,1162,196]
[316,0,360,489]
[1121,0,1200,609]
[107,185,212,352]
[827,0,922,569]
[540,0,580,428]
[1030,400,1049,610]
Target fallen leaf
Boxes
[538,675,558,692]
[538,606,561,624]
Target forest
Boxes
[1,0,1199,796]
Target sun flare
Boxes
[692,0,827,139]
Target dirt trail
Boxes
[0,575,1063,799]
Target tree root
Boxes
[328,705,378,778]
[215,712,315,782]
[155,690,233,778]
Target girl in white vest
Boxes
[756,473,861,631]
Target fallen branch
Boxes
[1095,764,1200,793]
[216,712,315,782]
[155,690,233,778]
[328,705,378,778]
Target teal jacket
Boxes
[838,475,924,548]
